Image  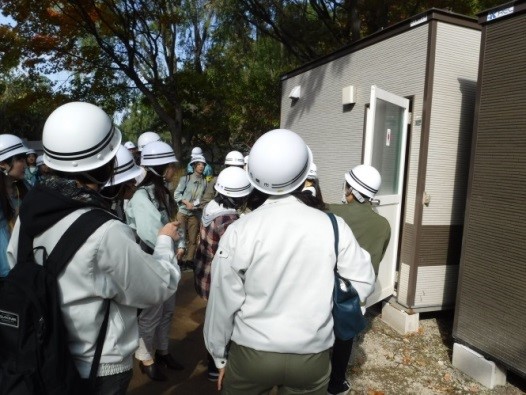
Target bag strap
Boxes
[183,174,207,203]
[90,299,110,381]
[45,208,115,382]
[46,209,115,277]
[181,174,190,196]
[327,212,339,270]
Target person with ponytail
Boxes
[125,140,186,381]
[194,166,253,381]
[6,103,181,394]
[100,145,143,221]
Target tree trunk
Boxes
[168,103,183,160]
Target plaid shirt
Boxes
[194,213,238,299]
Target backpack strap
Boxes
[182,174,190,197]
[90,299,110,381]
[45,209,115,277]
[45,208,115,382]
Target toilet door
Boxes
[363,85,409,307]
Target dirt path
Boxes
[127,272,525,394]
[127,271,216,395]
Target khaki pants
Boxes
[223,342,331,395]
[176,212,200,262]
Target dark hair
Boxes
[0,172,15,224]
[245,188,268,211]
[245,180,328,212]
[292,179,327,211]
[0,158,29,225]
[54,158,116,187]
[137,165,177,217]
[100,184,122,200]
[214,193,248,210]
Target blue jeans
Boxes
[80,370,133,395]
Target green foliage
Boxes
[0,73,67,140]
[0,25,22,73]
[119,98,170,143]
[0,0,508,155]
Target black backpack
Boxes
[0,209,114,395]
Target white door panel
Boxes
[364,85,409,307]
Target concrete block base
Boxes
[452,343,507,389]
[381,301,419,335]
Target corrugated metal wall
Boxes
[425,24,480,226]
[280,25,428,217]
[454,11,526,375]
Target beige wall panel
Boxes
[424,25,480,226]
[280,26,428,221]
[397,263,411,306]
[413,265,458,307]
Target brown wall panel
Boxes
[400,223,415,266]
[454,9,526,376]
[418,225,463,266]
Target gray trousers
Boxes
[223,342,331,395]
[135,293,176,361]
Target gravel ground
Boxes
[128,273,525,395]
[348,304,525,395]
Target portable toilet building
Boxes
[280,9,481,322]
[452,1,526,387]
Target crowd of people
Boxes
[0,101,391,395]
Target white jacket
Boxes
[204,195,375,368]
[7,207,180,378]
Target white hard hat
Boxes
[191,147,203,157]
[141,141,178,167]
[124,141,136,150]
[36,155,44,167]
[344,164,381,199]
[247,129,312,195]
[224,150,244,166]
[26,149,37,156]
[307,163,317,180]
[189,155,206,165]
[42,102,121,173]
[0,134,29,162]
[244,155,249,164]
[106,145,143,186]
[137,131,161,151]
[135,166,147,185]
[215,167,253,198]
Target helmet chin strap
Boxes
[101,183,124,200]
[80,171,111,187]
[351,189,366,203]
[146,166,162,178]
[146,166,170,185]
[226,196,237,208]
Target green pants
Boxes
[223,342,331,395]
